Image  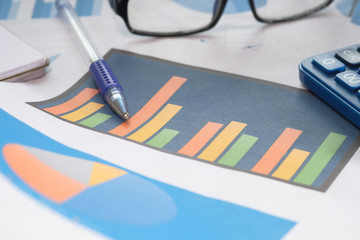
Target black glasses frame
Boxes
[109,0,333,37]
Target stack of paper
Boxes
[0,24,49,82]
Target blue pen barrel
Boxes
[89,59,128,120]
[89,59,123,95]
[56,0,129,120]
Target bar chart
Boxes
[30,49,360,191]
[0,0,104,20]
[337,0,360,26]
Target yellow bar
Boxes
[127,104,182,143]
[197,121,247,162]
[61,102,104,122]
[272,149,310,181]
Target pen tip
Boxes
[122,112,130,121]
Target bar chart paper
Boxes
[30,49,360,192]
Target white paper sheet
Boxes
[0,24,48,81]
[1,1,360,239]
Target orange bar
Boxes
[251,128,302,175]
[109,76,187,137]
[3,144,86,204]
[178,122,223,157]
[43,88,99,115]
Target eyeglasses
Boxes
[109,0,333,37]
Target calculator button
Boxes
[335,70,360,91]
[335,48,360,67]
[312,54,345,74]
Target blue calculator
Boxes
[299,44,360,128]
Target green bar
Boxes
[217,134,258,167]
[146,129,179,148]
[79,113,112,128]
[293,132,347,186]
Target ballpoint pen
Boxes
[55,0,129,120]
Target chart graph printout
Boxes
[0,0,103,20]
[29,49,360,192]
[0,109,295,239]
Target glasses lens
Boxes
[128,0,220,35]
[253,0,331,22]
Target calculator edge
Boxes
[299,62,360,129]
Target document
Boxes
[0,24,49,82]
[1,1,360,239]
